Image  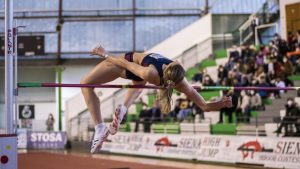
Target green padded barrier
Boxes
[186,67,199,81]
[166,123,180,134]
[211,124,237,135]
[148,94,156,107]
[119,123,131,132]
[126,114,138,122]
[251,111,258,117]
[135,102,143,115]
[199,90,220,101]
[288,75,300,81]
[199,58,217,68]
[215,49,227,59]
[262,98,272,105]
[152,123,165,134]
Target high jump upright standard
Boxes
[1,0,17,169]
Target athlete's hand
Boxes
[221,96,232,108]
[90,45,108,58]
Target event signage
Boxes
[102,133,300,169]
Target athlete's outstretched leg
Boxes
[108,80,145,135]
[81,60,125,153]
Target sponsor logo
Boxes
[237,140,273,160]
[155,137,177,152]
[274,141,300,155]
[30,132,63,142]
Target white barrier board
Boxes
[102,133,300,169]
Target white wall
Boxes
[24,102,57,131]
[0,67,56,131]
[280,0,300,39]
[148,14,212,60]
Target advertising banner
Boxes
[102,133,300,169]
[27,131,67,149]
[235,137,300,169]
[17,131,67,149]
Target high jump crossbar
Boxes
[18,82,300,91]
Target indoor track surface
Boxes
[19,151,252,169]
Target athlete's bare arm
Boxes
[175,79,232,112]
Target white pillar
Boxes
[5,0,14,134]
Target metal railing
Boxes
[239,0,279,45]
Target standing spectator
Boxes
[135,101,161,133]
[218,90,238,124]
[251,15,259,43]
[46,113,55,131]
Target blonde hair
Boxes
[157,63,185,114]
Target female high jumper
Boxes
[81,45,233,153]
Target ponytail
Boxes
[157,87,173,114]
[157,80,175,114]
[157,62,185,114]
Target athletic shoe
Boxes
[108,105,127,135]
[90,124,109,154]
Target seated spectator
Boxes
[282,57,293,76]
[217,65,227,83]
[170,96,183,121]
[256,51,264,66]
[192,102,204,121]
[177,96,193,122]
[229,45,240,61]
[257,76,269,99]
[287,32,297,51]
[225,56,235,71]
[218,90,238,124]
[294,56,300,75]
[202,75,215,86]
[192,69,203,83]
[135,101,161,133]
[274,98,300,136]
[275,76,286,98]
[249,90,264,110]
[254,66,266,82]
[236,90,251,123]
[287,44,300,57]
